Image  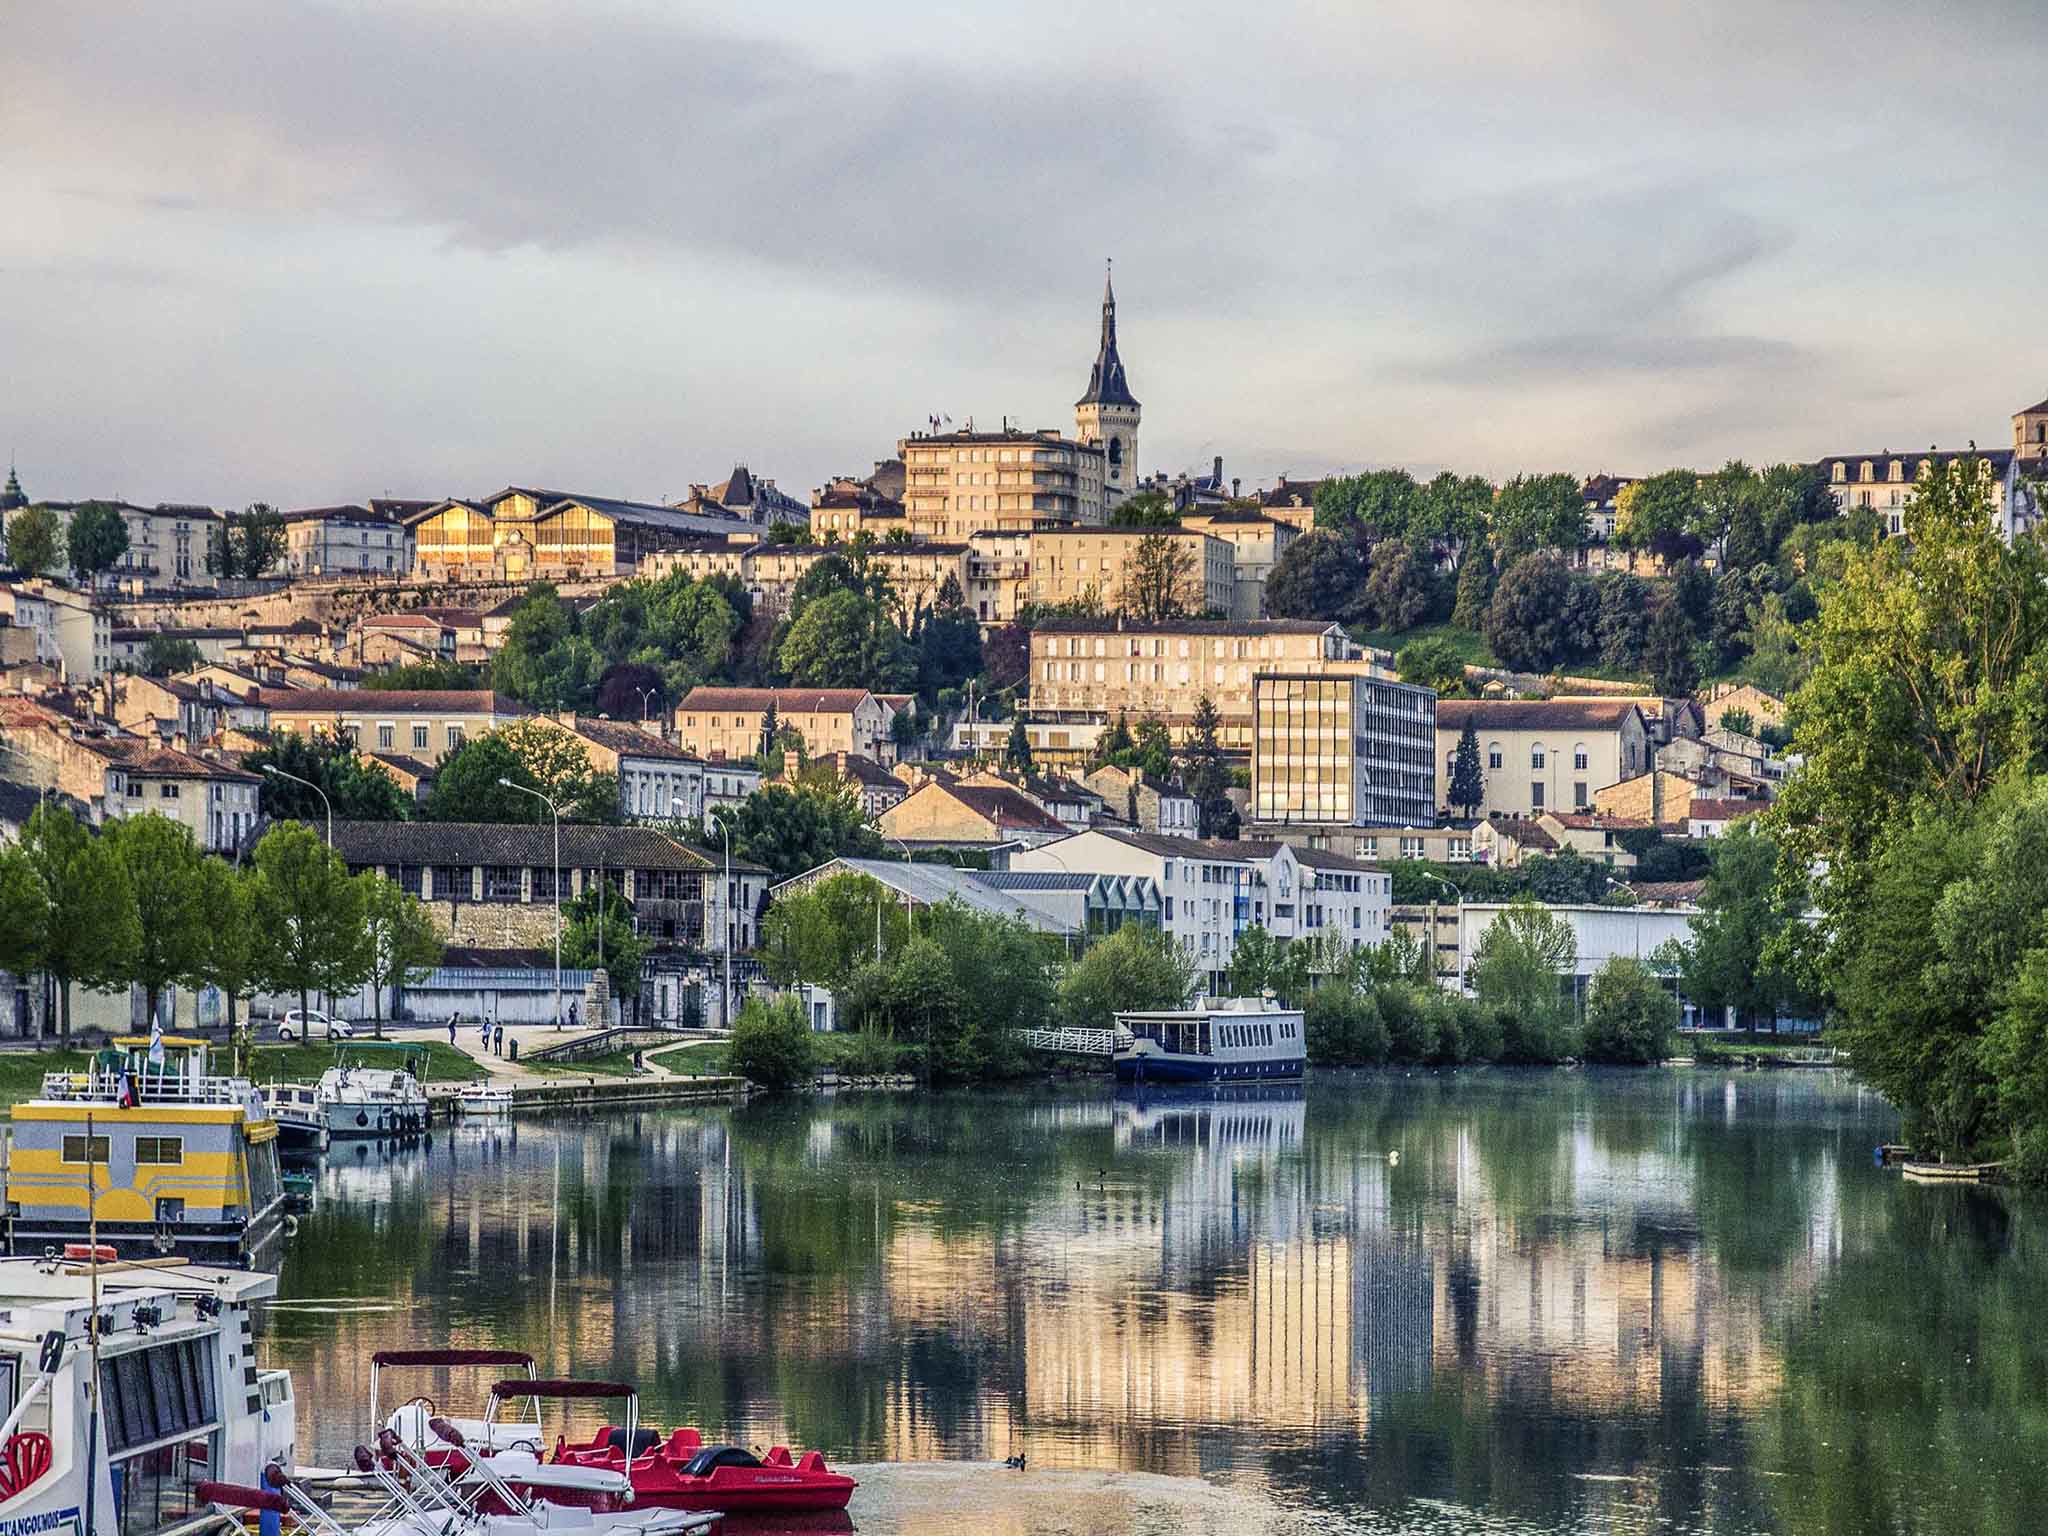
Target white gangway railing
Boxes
[1016,1026,1128,1057]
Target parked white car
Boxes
[276,1009,351,1042]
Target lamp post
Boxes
[262,764,331,847]
[1415,869,1463,994]
[500,779,563,1030]
[715,814,733,1031]
[635,687,658,723]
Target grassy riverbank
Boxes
[655,1033,919,1077]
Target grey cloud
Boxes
[6,3,1267,306]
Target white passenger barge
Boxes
[1114,998,1308,1083]
[0,1255,290,1536]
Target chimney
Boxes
[171,730,189,754]
[1231,477,1241,498]
[1212,455,1223,484]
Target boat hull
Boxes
[275,1117,329,1157]
[1113,1052,1301,1083]
[325,1101,430,1138]
[9,1199,287,1267]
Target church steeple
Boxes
[0,462,25,514]
[1077,260,1139,410]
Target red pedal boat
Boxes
[486,1379,858,1515]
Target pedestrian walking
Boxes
[447,1018,457,1048]
[568,1000,580,1031]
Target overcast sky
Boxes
[5,0,2044,511]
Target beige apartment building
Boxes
[100,747,263,855]
[964,532,1031,624]
[900,428,1107,541]
[1029,618,1356,750]
[1180,508,1303,619]
[1027,528,1234,617]
[808,477,908,542]
[1434,698,1651,818]
[259,688,529,758]
[674,686,893,764]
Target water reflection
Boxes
[257,1070,2048,1532]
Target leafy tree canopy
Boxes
[244,730,414,822]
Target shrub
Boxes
[1304,989,1390,1065]
[730,996,817,1088]
[836,1029,904,1078]
[1582,956,1678,1064]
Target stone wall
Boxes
[108,575,612,637]
[420,900,559,949]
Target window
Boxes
[159,783,180,799]
[1574,782,1588,808]
[1573,745,1588,771]
[447,725,465,749]
[63,1135,112,1164]
[1532,782,1545,810]
[1531,745,1545,770]
[135,1137,184,1164]
[1488,744,1503,770]
[378,724,395,750]
[413,725,429,751]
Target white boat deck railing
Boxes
[38,1069,254,1106]
[1016,1027,1128,1057]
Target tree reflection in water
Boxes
[261,1070,2044,1531]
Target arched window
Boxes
[1108,437,1123,467]
[1572,743,1588,771]
[1860,461,1874,482]
[1831,461,1846,483]
[1531,743,1546,770]
[1487,741,1503,770]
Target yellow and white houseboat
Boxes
[5,1037,287,1268]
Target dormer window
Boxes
[1889,460,1905,482]
[1860,461,1875,483]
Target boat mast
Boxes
[83,1108,104,1536]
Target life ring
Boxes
[355,1111,368,1128]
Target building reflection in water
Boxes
[263,1073,1887,1529]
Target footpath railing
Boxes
[1016,1027,1120,1057]
[522,1025,706,1064]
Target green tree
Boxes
[1133,717,1175,782]
[191,858,260,1038]
[1679,821,1810,1031]
[915,596,982,701]
[66,501,130,583]
[16,805,139,1041]
[561,880,648,1016]
[1772,455,2048,936]
[1419,471,1495,548]
[1469,897,1577,1061]
[1262,531,1365,621]
[1613,470,1700,553]
[874,937,963,1050]
[1006,715,1034,772]
[1095,711,1137,767]
[1226,926,1289,998]
[1396,635,1465,696]
[1720,706,1757,738]
[1581,955,1677,1063]
[1117,531,1202,621]
[1738,590,1809,697]
[103,813,210,1030]
[1361,537,1440,630]
[1448,719,1484,817]
[250,821,371,1032]
[426,723,618,824]
[1483,552,1577,671]
[359,873,444,1026]
[1059,924,1197,1030]
[244,731,414,821]
[729,995,817,1088]
[1315,470,1422,540]
[711,782,881,882]
[0,844,49,1032]
[1180,696,1236,838]
[1492,473,1584,562]
[491,582,605,710]
[1594,571,1654,673]
[778,588,915,691]
[1106,489,1177,528]
[1644,596,1700,696]
[362,658,479,691]
[759,873,909,990]
[207,504,287,579]
[6,504,63,574]
[139,635,203,676]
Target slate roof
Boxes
[328,820,767,873]
[1258,477,1325,508]
[258,688,526,715]
[1076,269,1140,409]
[678,687,872,714]
[562,717,706,763]
[1436,699,1646,732]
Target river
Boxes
[256,1070,2048,1534]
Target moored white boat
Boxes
[1114,998,1307,1084]
[456,1083,516,1119]
[320,1042,431,1140]
[0,1254,290,1536]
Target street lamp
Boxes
[500,778,563,1030]
[262,764,332,847]
[1414,868,1463,993]
[635,686,659,723]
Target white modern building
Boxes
[1011,828,1390,995]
